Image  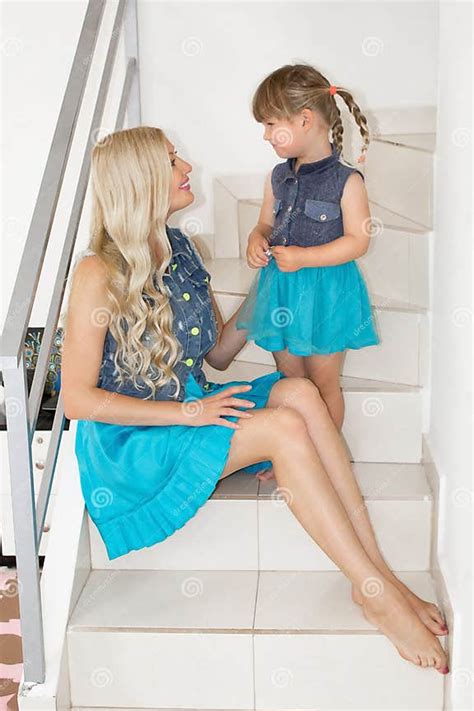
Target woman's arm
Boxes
[204,289,249,371]
[61,255,186,426]
[271,173,371,271]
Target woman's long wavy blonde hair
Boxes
[86,126,183,399]
[252,63,370,162]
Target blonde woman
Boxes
[61,126,449,674]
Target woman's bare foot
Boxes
[359,580,449,673]
[254,467,276,481]
[352,581,448,636]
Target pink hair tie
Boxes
[329,85,337,95]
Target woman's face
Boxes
[166,138,194,216]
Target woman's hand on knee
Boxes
[181,384,257,430]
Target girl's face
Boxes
[166,138,194,216]
[262,115,307,159]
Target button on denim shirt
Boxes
[97,226,218,402]
[270,142,365,248]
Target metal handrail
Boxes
[0,0,141,684]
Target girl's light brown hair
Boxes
[67,126,183,399]
[252,63,370,161]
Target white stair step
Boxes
[365,136,434,228]
[67,569,444,710]
[203,360,422,463]
[89,463,432,572]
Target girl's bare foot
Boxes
[359,580,449,673]
[352,582,448,636]
[255,467,276,481]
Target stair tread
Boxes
[373,132,436,152]
[205,257,426,313]
[203,359,421,392]
[68,569,437,633]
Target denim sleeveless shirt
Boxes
[270,142,365,248]
[96,226,218,402]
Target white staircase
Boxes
[46,132,448,710]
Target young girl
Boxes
[62,126,448,674]
[236,64,380,480]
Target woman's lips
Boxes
[179,179,191,191]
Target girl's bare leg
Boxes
[265,376,448,637]
[250,348,306,481]
[304,351,345,430]
[217,401,449,672]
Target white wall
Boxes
[428,2,472,708]
[139,0,439,251]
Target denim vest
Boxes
[96,226,218,402]
[270,142,365,248]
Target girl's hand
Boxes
[271,245,307,272]
[181,384,256,429]
[247,232,270,268]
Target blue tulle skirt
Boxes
[236,257,380,355]
[74,369,285,560]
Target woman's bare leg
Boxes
[265,376,448,636]
[304,351,345,430]
[217,402,448,672]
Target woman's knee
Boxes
[269,375,324,409]
[270,404,309,440]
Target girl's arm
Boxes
[61,256,187,426]
[204,288,248,371]
[272,173,371,271]
[247,172,274,268]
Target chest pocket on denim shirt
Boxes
[304,199,341,222]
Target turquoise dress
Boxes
[236,144,380,355]
[74,227,285,560]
